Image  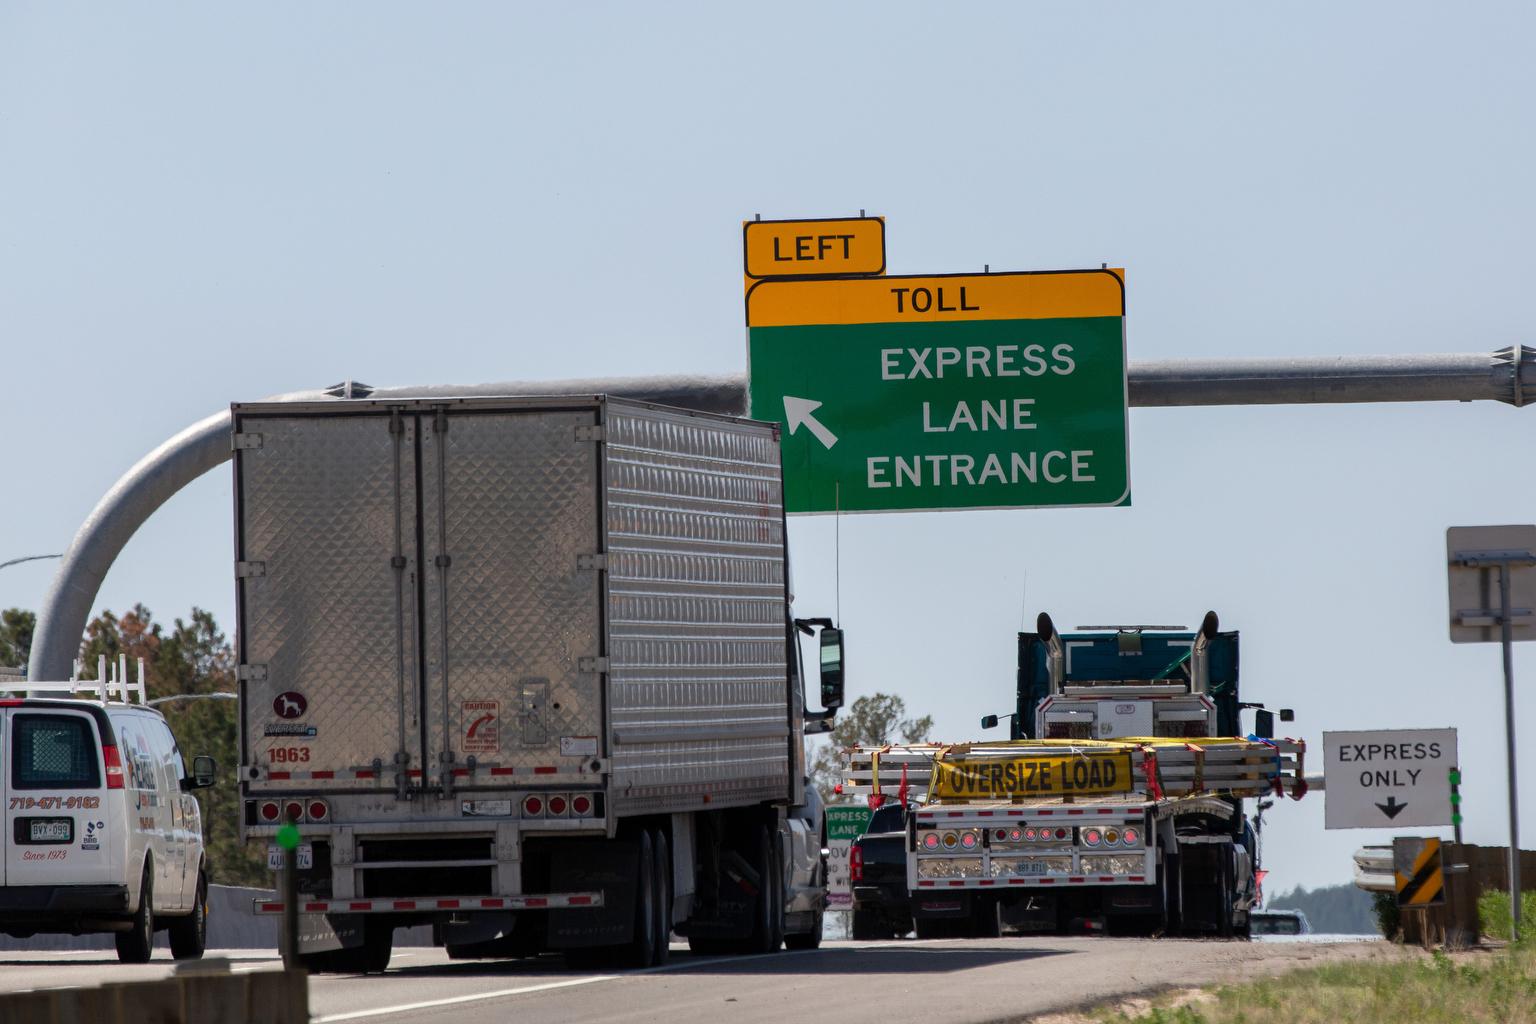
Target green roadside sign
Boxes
[747,270,1129,515]
[825,804,873,842]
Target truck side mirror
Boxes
[819,627,845,711]
[1254,710,1275,740]
[980,714,1000,729]
[186,755,218,791]
[1279,709,1295,723]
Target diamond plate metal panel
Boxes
[237,414,422,790]
[603,405,790,813]
[419,410,603,786]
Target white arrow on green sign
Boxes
[747,270,1130,515]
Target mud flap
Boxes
[546,839,638,949]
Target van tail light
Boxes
[849,844,865,883]
[522,795,544,817]
[284,801,305,824]
[307,800,329,822]
[571,794,593,816]
[259,801,281,823]
[102,743,125,789]
[547,795,568,816]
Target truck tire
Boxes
[746,825,781,954]
[115,865,154,964]
[168,869,208,960]
[622,830,659,967]
[651,828,672,966]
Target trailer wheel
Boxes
[622,830,659,967]
[651,828,672,966]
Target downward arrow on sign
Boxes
[1376,796,1408,819]
[784,396,839,450]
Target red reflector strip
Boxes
[437,899,460,909]
[976,811,994,817]
[393,900,417,911]
[1036,809,1054,816]
[451,769,470,778]
[1068,877,1085,884]
[480,898,505,909]
[569,895,592,906]
[268,772,291,781]
[1098,876,1115,883]
[304,902,327,912]
[946,811,964,818]
[1038,878,1055,885]
[312,771,335,780]
[350,902,371,911]
[978,879,995,886]
[355,770,376,779]
[407,770,423,778]
[918,881,935,887]
[524,897,548,908]
[490,767,516,776]
[1128,876,1146,883]
[1066,809,1085,816]
[257,903,283,913]
[534,767,557,775]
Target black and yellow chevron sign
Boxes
[1394,836,1445,908]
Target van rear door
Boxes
[3,708,113,886]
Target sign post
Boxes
[747,269,1129,514]
[1447,524,1536,941]
[1322,728,1458,830]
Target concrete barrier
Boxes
[0,964,307,1024]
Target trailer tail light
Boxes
[1122,827,1140,846]
[101,743,125,790]
[922,832,940,850]
[307,800,329,823]
[1009,828,1023,843]
[284,801,305,824]
[994,829,1008,842]
[1103,828,1120,845]
[849,844,864,883]
[1024,827,1038,841]
[959,831,978,850]
[547,795,568,817]
[941,832,958,850]
[1055,828,1068,840]
[522,795,544,817]
[1083,828,1102,847]
[571,794,593,816]
[259,801,281,823]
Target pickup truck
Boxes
[849,804,912,940]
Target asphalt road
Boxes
[0,937,1392,1024]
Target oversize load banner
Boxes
[930,753,1135,800]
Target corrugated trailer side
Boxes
[601,402,790,816]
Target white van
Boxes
[0,658,216,962]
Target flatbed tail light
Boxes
[849,844,864,883]
[922,833,940,850]
[1083,828,1102,847]
[102,743,125,789]
[960,831,978,850]
[571,794,593,816]
[1122,827,1140,846]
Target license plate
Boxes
[1016,860,1051,875]
[28,818,71,843]
[267,844,313,870]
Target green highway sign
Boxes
[824,805,873,842]
[747,269,1129,515]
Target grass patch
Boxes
[1478,890,1536,942]
[1103,945,1536,1024]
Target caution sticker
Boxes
[930,752,1134,800]
[462,701,500,755]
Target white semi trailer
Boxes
[232,395,843,971]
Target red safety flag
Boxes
[897,764,910,806]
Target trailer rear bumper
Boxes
[253,892,603,915]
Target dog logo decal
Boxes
[273,691,308,719]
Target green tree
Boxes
[809,692,934,801]
[0,608,35,669]
[79,605,267,886]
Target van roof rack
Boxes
[0,654,149,706]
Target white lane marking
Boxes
[311,975,619,1022]
[311,946,827,1022]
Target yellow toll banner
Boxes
[930,752,1135,800]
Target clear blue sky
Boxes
[2,3,1532,895]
